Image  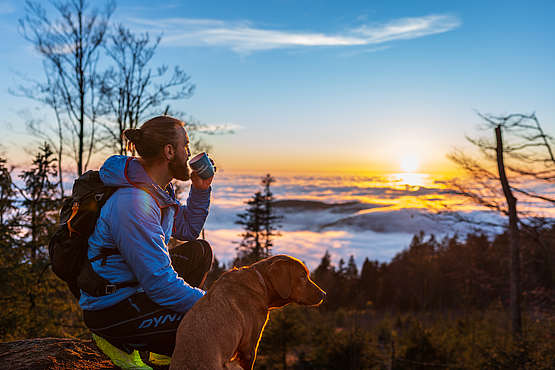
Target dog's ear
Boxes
[268,259,292,299]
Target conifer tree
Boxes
[15,143,60,336]
[0,157,18,257]
[0,157,23,338]
[346,255,359,280]
[360,258,380,305]
[234,174,282,267]
[261,174,282,252]
[19,143,59,263]
[337,258,346,276]
[1,145,95,340]
[3,143,82,339]
[314,250,333,277]
[312,251,337,309]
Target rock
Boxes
[0,337,117,370]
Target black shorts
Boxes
[83,239,213,356]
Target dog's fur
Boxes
[170,255,326,370]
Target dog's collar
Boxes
[251,267,267,297]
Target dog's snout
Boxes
[299,281,326,306]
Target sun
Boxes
[400,155,419,173]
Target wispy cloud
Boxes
[127,14,460,53]
[197,123,243,135]
[351,15,460,43]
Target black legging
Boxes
[83,239,213,356]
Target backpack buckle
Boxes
[105,284,117,295]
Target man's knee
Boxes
[195,239,214,269]
[169,239,213,280]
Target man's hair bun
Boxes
[123,128,143,143]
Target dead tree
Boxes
[19,0,115,175]
[98,25,195,155]
[448,112,554,339]
[13,62,68,197]
[494,125,521,337]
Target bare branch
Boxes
[19,0,115,175]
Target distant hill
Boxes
[319,208,446,234]
[273,199,389,213]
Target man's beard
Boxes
[169,157,191,181]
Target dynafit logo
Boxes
[138,313,184,329]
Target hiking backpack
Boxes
[49,170,137,299]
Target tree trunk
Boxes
[55,106,65,198]
[495,125,522,339]
[388,339,395,370]
[78,8,85,176]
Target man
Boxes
[80,116,214,368]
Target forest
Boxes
[1,154,553,368]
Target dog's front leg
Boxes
[237,326,265,369]
[236,340,259,370]
[237,352,254,370]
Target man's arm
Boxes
[110,190,204,313]
[173,185,211,241]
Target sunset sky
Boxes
[1,0,554,175]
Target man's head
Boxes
[123,116,191,181]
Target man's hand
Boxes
[191,171,213,191]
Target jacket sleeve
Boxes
[110,190,205,313]
[173,185,211,241]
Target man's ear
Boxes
[268,259,292,299]
[164,144,175,160]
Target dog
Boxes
[170,255,326,370]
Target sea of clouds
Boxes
[180,172,509,270]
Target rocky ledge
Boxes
[0,337,172,369]
[0,337,117,369]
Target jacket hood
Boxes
[99,155,179,208]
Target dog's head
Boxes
[256,255,326,308]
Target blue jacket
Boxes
[79,155,210,313]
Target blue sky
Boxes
[1,0,554,174]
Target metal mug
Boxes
[189,152,215,179]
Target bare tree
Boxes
[448,112,554,339]
[449,113,554,223]
[19,0,115,175]
[98,25,195,155]
[13,62,68,197]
